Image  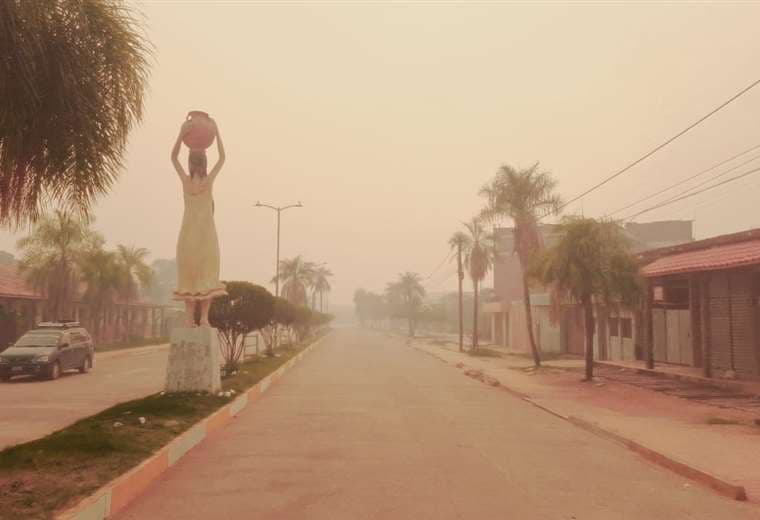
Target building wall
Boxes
[509,300,563,354]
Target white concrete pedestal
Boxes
[165,326,222,394]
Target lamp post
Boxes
[254,201,303,298]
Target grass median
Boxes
[0,336,319,520]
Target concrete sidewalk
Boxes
[412,337,760,503]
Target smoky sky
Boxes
[2,2,760,304]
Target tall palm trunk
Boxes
[472,278,479,350]
[582,293,595,381]
[457,244,464,352]
[320,291,324,312]
[521,271,541,367]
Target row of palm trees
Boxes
[275,255,333,313]
[16,211,153,342]
[448,164,560,358]
[448,163,642,380]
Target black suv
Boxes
[0,321,95,381]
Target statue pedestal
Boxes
[166,326,222,394]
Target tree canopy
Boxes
[209,281,275,370]
[530,217,643,380]
[0,0,150,227]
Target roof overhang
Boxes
[641,239,760,278]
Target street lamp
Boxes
[254,201,303,298]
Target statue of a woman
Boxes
[170,117,227,326]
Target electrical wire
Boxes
[604,144,760,217]
[424,250,455,280]
[555,77,760,215]
[623,165,760,221]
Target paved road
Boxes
[0,344,169,449]
[116,330,758,519]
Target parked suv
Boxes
[0,321,95,381]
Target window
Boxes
[620,318,633,339]
[609,318,619,337]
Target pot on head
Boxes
[182,111,215,150]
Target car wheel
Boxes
[48,362,61,380]
[79,356,92,374]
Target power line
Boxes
[654,153,760,207]
[604,143,760,218]
[556,77,760,215]
[424,269,458,290]
[424,250,454,280]
[671,176,760,220]
[623,165,760,221]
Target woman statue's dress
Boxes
[174,176,227,301]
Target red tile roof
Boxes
[0,263,43,300]
[641,239,760,278]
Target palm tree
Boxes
[386,272,425,337]
[312,265,333,312]
[480,163,562,366]
[79,248,128,342]
[16,211,92,320]
[0,1,150,227]
[463,218,494,351]
[530,217,642,381]
[276,256,316,306]
[116,245,153,341]
[448,231,472,352]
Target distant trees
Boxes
[448,231,471,352]
[276,256,315,306]
[147,259,177,305]
[116,245,152,341]
[209,281,275,371]
[530,217,643,381]
[79,248,126,342]
[261,296,333,356]
[353,289,389,327]
[386,272,425,337]
[0,1,150,227]
[480,163,561,366]
[312,265,333,312]
[462,218,494,351]
[16,211,154,342]
[16,210,92,320]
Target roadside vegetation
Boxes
[0,333,326,520]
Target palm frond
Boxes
[0,0,151,227]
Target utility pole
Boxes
[254,201,303,298]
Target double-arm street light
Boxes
[254,201,303,298]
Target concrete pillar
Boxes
[166,327,221,393]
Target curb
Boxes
[417,343,749,502]
[566,415,747,501]
[57,333,330,520]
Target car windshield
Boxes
[14,332,61,348]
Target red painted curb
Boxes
[110,448,170,516]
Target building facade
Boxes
[484,220,694,359]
